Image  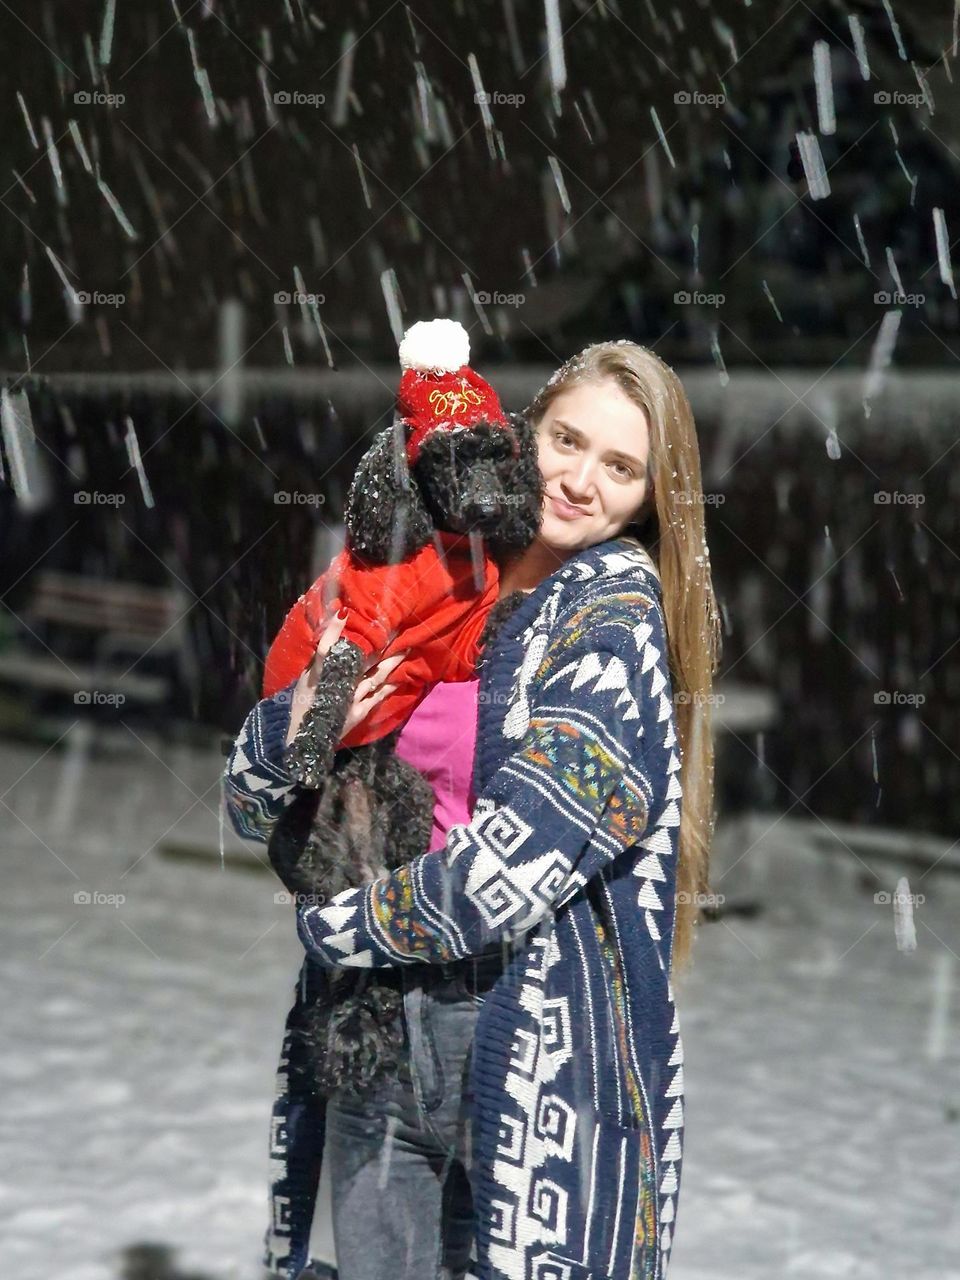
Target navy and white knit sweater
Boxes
[224,535,685,1280]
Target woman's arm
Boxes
[223,616,406,844]
[297,588,675,968]
[223,681,302,843]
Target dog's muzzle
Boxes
[459,463,504,521]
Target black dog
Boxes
[268,411,543,1095]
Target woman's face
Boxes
[534,378,652,555]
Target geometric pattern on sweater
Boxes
[298,645,655,970]
[261,957,327,1277]
[465,547,685,1278]
[489,545,684,1280]
[593,909,657,1277]
[292,538,685,1279]
[222,679,300,844]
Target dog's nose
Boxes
[470,491,498,516]
[461,465,501,517]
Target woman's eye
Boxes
[555,431,574,447]
[611,462,633,478]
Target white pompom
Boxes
[399,319,470,373]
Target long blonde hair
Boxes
[525,341,722,977]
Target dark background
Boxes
[2,0,958,838]
[2,1,960,367]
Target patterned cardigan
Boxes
[224,536,686,1280]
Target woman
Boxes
[224,341,721,1280]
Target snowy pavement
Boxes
[2,725,958,1280]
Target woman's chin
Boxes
[541,511,600,552]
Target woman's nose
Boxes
[563,458,596,499]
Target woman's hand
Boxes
[284,611,406,747]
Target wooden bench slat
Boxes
[0,652,169,700]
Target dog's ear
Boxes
[344,420,435,564]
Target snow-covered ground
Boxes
[2,724,958,1280]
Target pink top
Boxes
[394,677,481,853]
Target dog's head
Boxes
[345,412,544,565]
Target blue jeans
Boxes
[324,954,504,1280]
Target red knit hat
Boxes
[397,319,509,465]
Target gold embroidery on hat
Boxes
[428,381,483,417]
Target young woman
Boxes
[224,341,721,1280]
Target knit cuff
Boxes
[255,678,298,773]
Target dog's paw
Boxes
[284,641,363,786]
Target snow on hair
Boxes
[399,318,470,372]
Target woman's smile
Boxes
[548,493,589,520]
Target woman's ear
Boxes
[343,420,435,564]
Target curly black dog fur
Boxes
[346,413,545,566]
[270,733,435,1093]
[268,412,544,1096]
